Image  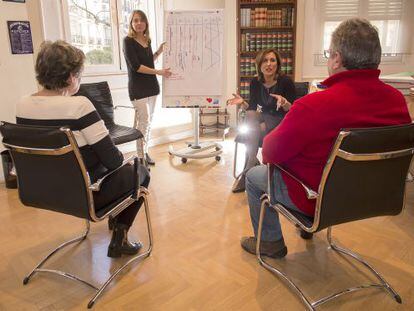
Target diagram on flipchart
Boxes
[163,10,224,107]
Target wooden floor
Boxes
[1,137,414,310]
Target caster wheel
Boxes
[87,301,95,309]
[23,277,29,285]
[215,146,221,151]
[181,158,187,163]
[215,156,221,161]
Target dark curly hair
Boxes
[35,40,85,90]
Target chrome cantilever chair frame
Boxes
[2,126,153,309]
[233,106,248,179]
[256,128,414,310]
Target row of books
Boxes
[240,0,294,3]
[240,55,293,76]
[240,57,257,76]
[239,78,251,99]
[240,7,294,28]
[241,31,293,52]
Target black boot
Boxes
[108,215,117,230]
[107,223,143,258]
[299,229,313,240]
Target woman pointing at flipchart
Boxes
[123,10,172,166]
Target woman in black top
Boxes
[123,10,172,165]
[227,48,296,192]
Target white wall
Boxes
[0,1,39,182]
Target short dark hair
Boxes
[35,40,85,90]
[331,18,381,70]
[256,48,282,82]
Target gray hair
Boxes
[331,18,381,70]
[35,40,85,90]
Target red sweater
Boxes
[262,69,411,216]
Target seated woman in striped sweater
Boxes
[16,40,150,258]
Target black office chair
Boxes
[232,82,310,179]
[75,81,144,159]
[257,123,414,310]
[0,121,153,309]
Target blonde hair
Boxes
[127,10,151,43]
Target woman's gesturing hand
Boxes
[157,42,166,54]
[270,94,291,111]
[157,68,172,78]
[226,93,245,106]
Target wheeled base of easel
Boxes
[168,107,223,163]
[169,141,222,163]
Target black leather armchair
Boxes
[257,123,414,310]
[0,121,153,309]
[75,81,144,158]
[232,82,310,179]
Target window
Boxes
[61,0,191,130]
[63,0,157,73]
[317,0,412,61]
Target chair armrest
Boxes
[114,105,136,110]
[267,163,319,200]
[90,155,137,192]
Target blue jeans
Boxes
[245,165,302,242]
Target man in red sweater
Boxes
[241,18,411,258]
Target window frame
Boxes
[61,0,159,75]
[314,0,408,66]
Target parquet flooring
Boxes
[0,137,413,310]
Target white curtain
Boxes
[316,0,413,54]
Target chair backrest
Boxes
[313,123,414,231]
[0,122,94,220]
[294,82,309,101]
[75,81,115,126]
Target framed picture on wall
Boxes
[3,0,26,3]
[7,21,33,54]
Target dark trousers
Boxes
[93,163,150,227]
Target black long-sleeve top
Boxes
[123,36,160,101]
[247,75,296,118]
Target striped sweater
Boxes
[16,95,123,182]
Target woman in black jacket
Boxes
[227,48,296,192]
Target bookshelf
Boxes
[237,0,297,101]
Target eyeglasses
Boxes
[323,49,337,59]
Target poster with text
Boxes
[8,21,33,54]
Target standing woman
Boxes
[227,48,296,192]
[123,10,172,166]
